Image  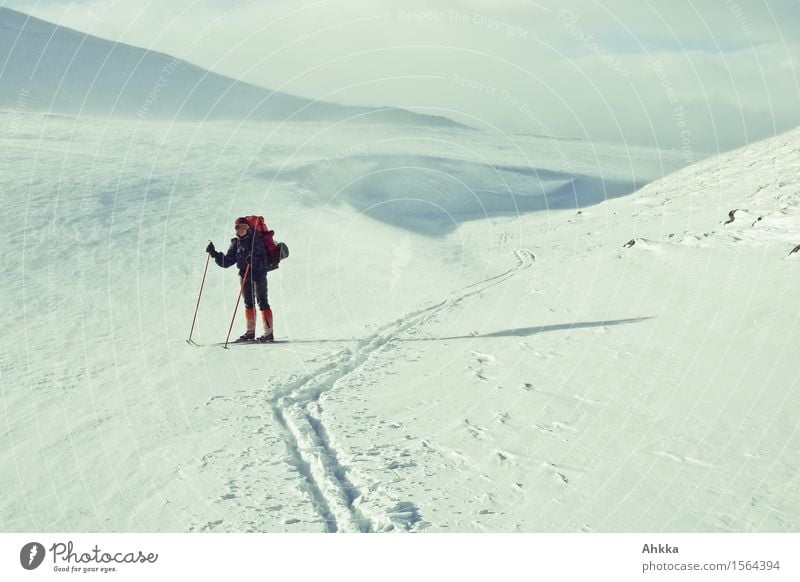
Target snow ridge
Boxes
[267,249,536,531]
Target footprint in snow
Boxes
[472,369,488,381]
[544,463,570,485]
[464,419,487,440]
[387,459,417,470]
[469,352,495,381]
[201,519,224,532]
[205,395,228,406]
[471,351,496,365]
[495,450,516,464]
[495,411,510,424]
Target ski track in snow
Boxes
[266,249,536,532]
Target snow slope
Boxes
[322,128,800,533]
[1,110,797,533]
[0,7,458,127]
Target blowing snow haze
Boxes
[0,7,459,126]
[2,0,799,153]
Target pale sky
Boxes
[3,0,799,154]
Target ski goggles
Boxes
[235,223,250,231]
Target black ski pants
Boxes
[242,273,269,310]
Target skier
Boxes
[206,217,274,342]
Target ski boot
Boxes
[236,308,257,342]
[258,308,274,343]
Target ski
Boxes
[185,340,287,347]
[186,338,288,347]
[220,339,287,348]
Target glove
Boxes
[206,242,216,255]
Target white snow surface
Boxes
[1,112,799,533]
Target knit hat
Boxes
[235,217,249,227]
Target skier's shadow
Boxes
[288,317,652,343]
[411,317,653,341]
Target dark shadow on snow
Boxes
[283,317,652,344]
[425,317,653,340]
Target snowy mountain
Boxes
[0,107,797,533]
[0,7,459,127]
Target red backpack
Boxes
[244,215,288,271]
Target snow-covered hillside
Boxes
[0,7,457,127]
[1,109,797,533]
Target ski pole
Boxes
[223,262,251,349]
[187,251,211,344]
